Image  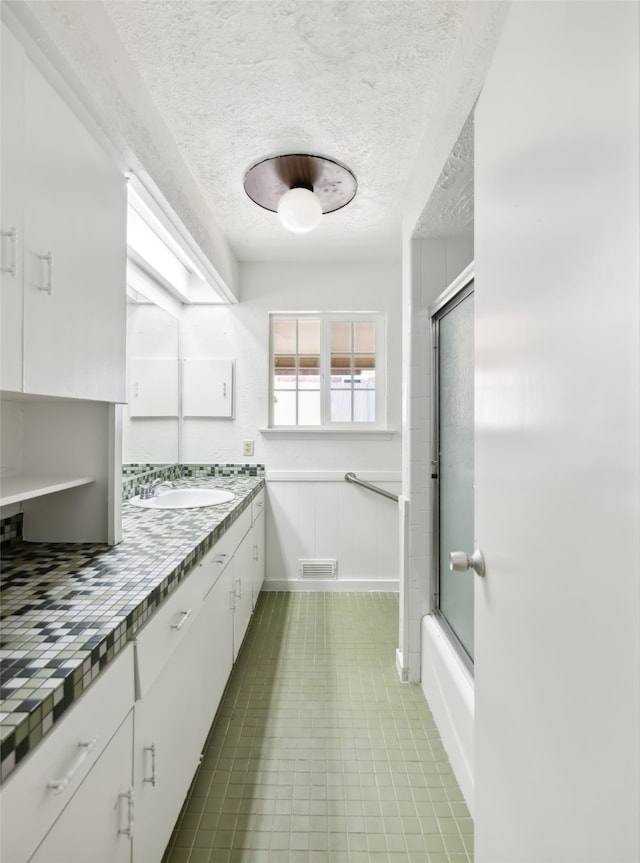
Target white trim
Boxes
[268,312,387,429]
[262,579,399,593]
[127,174,234,304]
[427,261,474,318]
[260,428,396,440]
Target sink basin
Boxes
[130,488,235,509]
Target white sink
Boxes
[130,488,235,509]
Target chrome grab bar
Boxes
[344,472,399,502]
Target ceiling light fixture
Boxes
[243,154,357,234]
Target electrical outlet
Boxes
[242,440,254,457]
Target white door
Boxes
[474,4,639,863]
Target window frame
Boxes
[268,312,387,430]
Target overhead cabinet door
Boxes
[22,56,126,401]
[0,24,24,392]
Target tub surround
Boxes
[0,470,264,783]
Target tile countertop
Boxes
[0,475,264,783]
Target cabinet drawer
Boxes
[0,643,134,863]
[251,488,265,524]
[198,506,251,599]
[134,571,202,698]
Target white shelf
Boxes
[0,475,95,507]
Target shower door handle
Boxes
[449,549,485,577]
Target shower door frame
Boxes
[430,263,475,674]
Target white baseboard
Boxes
[396,648,409,681]
[262,579,399,592]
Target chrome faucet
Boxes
[139,480,175,500]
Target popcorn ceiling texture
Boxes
[98,0,470,261]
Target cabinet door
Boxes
[197,561,235,743]
[0,23,24,392]
[0,643,134,863]
[22,57,126,401]
[183,358,234,417]
[129,358,179,416]
[232,531,254,661]
[133,617,204,863]
[29,713,134,863]
[251,507,266,610]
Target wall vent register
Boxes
[299,559,338,579]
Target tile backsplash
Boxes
[122,463,264,501]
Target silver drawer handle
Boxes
[171,608,192,630]
[38,251,54,295]
[235,578,242,599]
[215,553,228,565]
[143,742,157,786]
[47,737,98,794]
[1,227,18,277]
[119,786,135,838]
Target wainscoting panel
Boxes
[264,471,401,591]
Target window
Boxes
[270,313,386,428]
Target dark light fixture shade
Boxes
[243,154,357,216]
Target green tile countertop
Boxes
[0,474,264,783]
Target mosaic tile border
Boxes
[0,476,264,783]
[122,464,264,501]
[121,464,182,502]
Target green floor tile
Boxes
[162,593,473,863]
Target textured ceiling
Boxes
[100,0,472,261]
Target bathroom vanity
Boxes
[0,476,265,863]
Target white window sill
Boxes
[259,427,397,441]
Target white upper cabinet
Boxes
[0,22,126,402]
[1,24,24,392]
[183,358,235,417]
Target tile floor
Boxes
[163,592,473,863]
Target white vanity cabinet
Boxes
[250,489,266,610]
[0,21,126,402]
[0,644,135,863]
[232,530,255,661]
[196,550,235,743]
[28,713,134,863]
[132,572,204,863]
[0,490,266,863]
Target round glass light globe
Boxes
[277,187,323,234]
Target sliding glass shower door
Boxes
[432,276,475,662]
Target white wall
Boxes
[473,3,639,861]
[181,260,403,588]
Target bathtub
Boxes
[421,614,475,814]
